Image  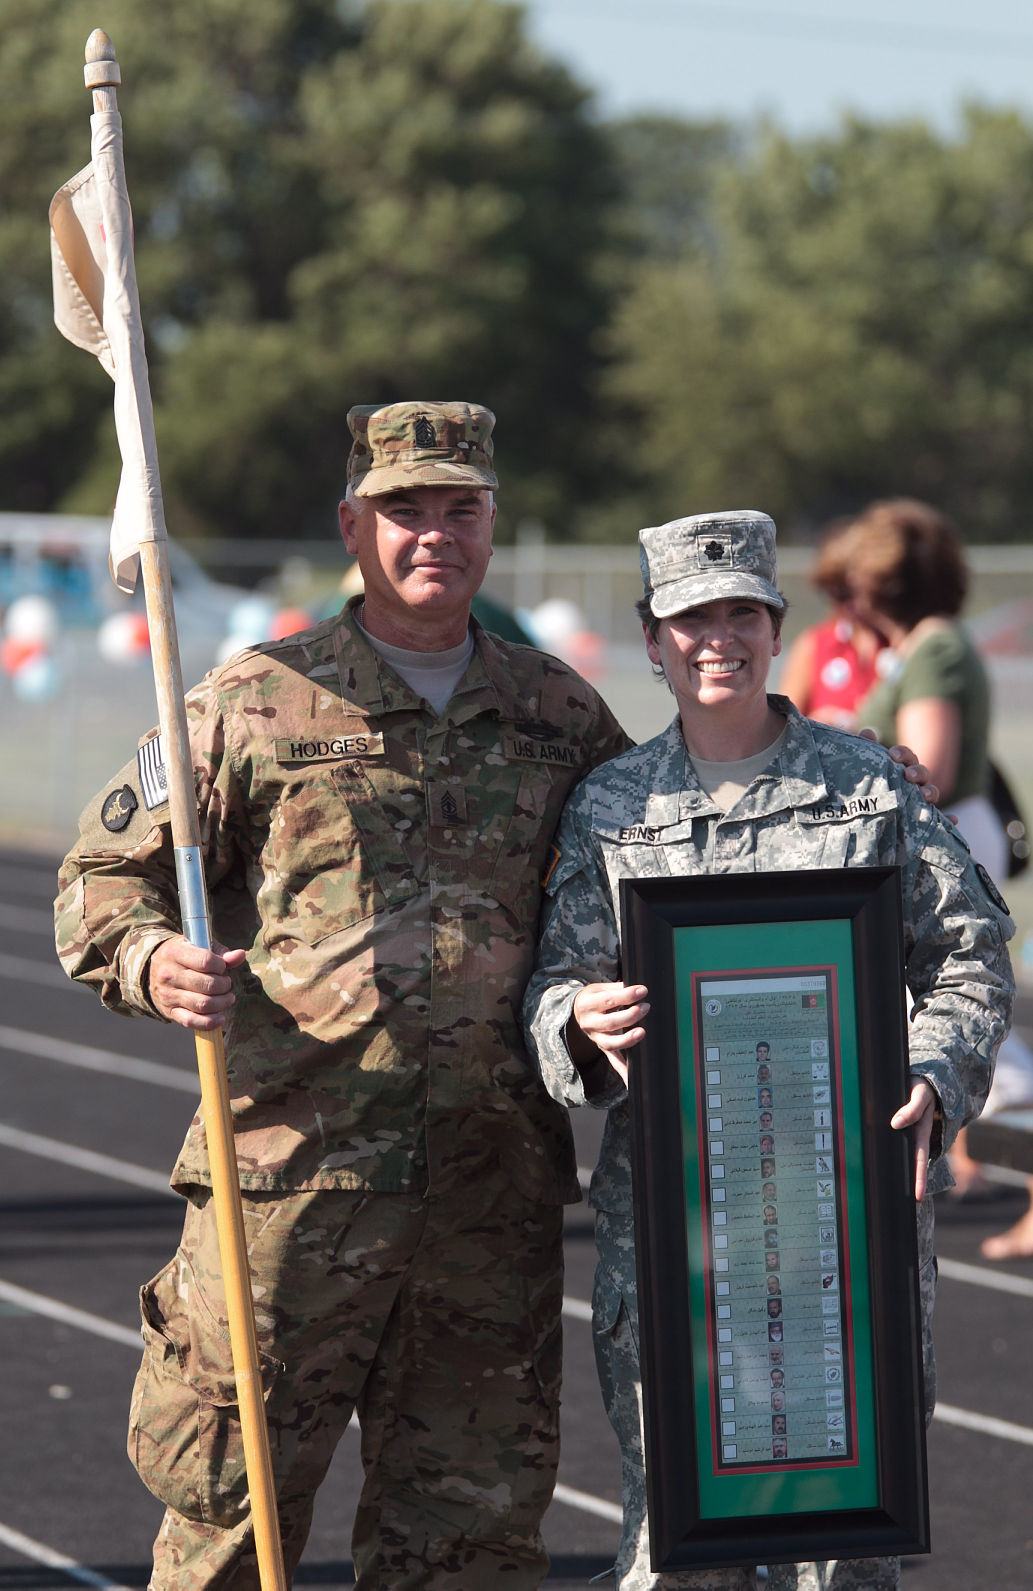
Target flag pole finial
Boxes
[84,30,120,98]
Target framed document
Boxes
[619,868,929,1572]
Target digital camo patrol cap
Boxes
[347,401,498,497]
[639,510,784,618]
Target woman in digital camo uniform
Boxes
[524,510,1014,1591]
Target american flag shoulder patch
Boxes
[137,735,169,810]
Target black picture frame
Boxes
[619,867,929,1572]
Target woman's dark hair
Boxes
[842,499,969,626]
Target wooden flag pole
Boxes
[83,32,287,1588]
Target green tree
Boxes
[1,0,619,542]
[606,113,739,264]
[607,108,1033,541]
[0,0,357,514]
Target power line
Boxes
[533,1,1033,60]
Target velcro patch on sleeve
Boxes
[101,784,139,832]
[541,843,561,888]
[137,735,168,810]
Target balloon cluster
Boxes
[520,598,605,681]
[216,599,314,664]
[0,596,62,701]
[97,610,151,664]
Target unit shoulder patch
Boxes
[101,784,139,833]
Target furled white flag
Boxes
[50,107,166,593]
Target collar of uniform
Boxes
[643,700,831,823]
[640,718,739,823]
[642,719,698,826]
[442,618,537,726]
[331,598,400,713]
[759,697,830,811]
[330,600,535,723]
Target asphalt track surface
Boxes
[2,846,1032,1589]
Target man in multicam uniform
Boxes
[523,510,1015,1591]
[53,400,630,1590]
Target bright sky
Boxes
[523,0,1033,133]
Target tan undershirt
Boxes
[355,608,474,716]
[689,726,789,813]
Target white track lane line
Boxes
[0,950,77,989]
[9,1132,1033,1468]
[0,868,60,894]
[0,1278,140,1350]
[934,1402,1033,1447]
[8,1267,1033,1466]
[551,1483,622,1523]
[0,1129,593,1323]
[937,1255,1033,1300]
[0,1123,172,1193]
[5,1265,1033,1552]
[0,903,55,934]
[6,1128,1032,1321]
[0,1024,198,1093]
[0,1278,614,1518]
[0,1519,135,1589]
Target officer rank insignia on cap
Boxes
[137,734,168,810]
[101,784,138,833]
[700,534,731,564]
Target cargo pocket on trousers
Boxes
[127,1256,280,1527]
[532,1316,563,1430]
[591,1264,643,1442]
[592,1264,640,1355]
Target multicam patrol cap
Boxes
[639,509,784,618]
[347,401,498,497]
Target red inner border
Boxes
[690,964,861,1478]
